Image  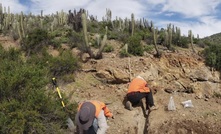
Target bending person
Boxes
[125,76,158,114]
[75,100,114,134]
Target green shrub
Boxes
[203,44,221,70]
[68,31,84,48]
[0,46,78,133]
[120,49,130,57]
[143,45,154,53]
[49,50,81,76]
[178,36,189,48]
[21,28,50,55]
[104,44,114,52]
[127,35,143,56]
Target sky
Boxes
[1,0,221,38]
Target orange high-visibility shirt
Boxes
[127,77,150,93]
[78,100,113,118]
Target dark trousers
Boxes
[127,90,154,108]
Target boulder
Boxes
[96,68,130,84]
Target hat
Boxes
[76,102,96,130]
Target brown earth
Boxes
[1,36,221,134]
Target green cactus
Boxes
[6,6,10,30]
[20,11,25,38]
[82,12,94,57]
[82,13,89,47]
[41,10,43,17]
[168,28,172,49]
[0,3,2,30]
[106,8,112,21]
[152,26,161,57]
[131,13,134,36]
[164,30,169,47]
[189,30,195,53]
[17,21,22,40]
[82,13,108,59]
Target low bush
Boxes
[0,46,78,133]
[127,35,143,56]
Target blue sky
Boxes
[1,0,221,38]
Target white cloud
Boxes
[85,0,144,21]
[28,0,144,21]
[146,0,165,5]
[0,0,221,37]
[0,0,27,13]
[155,16,221,38]
[30,0,91,15]
[161,0,220,18]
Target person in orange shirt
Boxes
[125,76,158,114]
[75,100,114,134]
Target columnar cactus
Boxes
[106,8,112,22]
[82,12,108,59]
[41,10,43,17]
[17,21,22,40]
[164,30,169,47]
[131,13,134,36]
[20,11,25,38]
[176,27,181,42]
[189,30,195,53]
[151,26,161,57]
[0,3,2,30]
[82,13,89,47]
[168,28,172,49]
[40,18,43,29]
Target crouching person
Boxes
[75,100,114,134]
[125,76,158,115]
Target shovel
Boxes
[52,77,75,133]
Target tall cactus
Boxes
[168,28,172,50]
[0,3,2,30]
[189,30,195,53]
[152,26,161,57]
[131,13,134,36]
[164,30,169,47]
[82,12,92,55]
[95,26,107,59]
[81,12,108,59]
[20,11,25,38]
[16,21,22,40]
[106,8,112,22]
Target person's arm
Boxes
[100,102,113,118]
[97,110,109,134]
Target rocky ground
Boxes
[61,39,221,134]
[1,36,221,134]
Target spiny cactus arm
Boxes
[152,26,161,57]
[20,11,25,38]
[189,30,196,53]
[168,28,172,49]
[131,13,134,36]
[95,34,107,59]
[82,12,94,57]
[17,21,22,40]
[95,26,108,59]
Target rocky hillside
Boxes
[201,32,221,45]
[59,39,221,134]
[1,36,221,134]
